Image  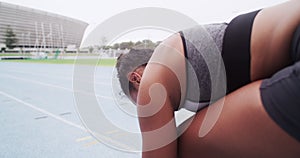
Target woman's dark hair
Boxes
[116,48,153,97]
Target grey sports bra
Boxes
[179,23,228,112]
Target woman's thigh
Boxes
[177,80,300,158]
[251,0,300,80]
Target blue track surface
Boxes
[0,62,141,158]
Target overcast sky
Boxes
[1,0,287,24]
[0,0,288,45]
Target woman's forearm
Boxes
[137,70,178,157]
[138,92,178,158]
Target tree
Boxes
[112,43,120,49]
[133,39,157,49]
[119,41,134,49]
[134,41,143,47]
[142,39,156,49]
[88,46,94,53]
[4,26,18,49]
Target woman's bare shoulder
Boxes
[139,33,187,109]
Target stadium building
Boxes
[0,2,88,51]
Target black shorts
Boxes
[224,9,300,142]
[260,25,300,142]
[222,10,261,93]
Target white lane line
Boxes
[83,140,99,147]
[105,130,119,134]
[0,90,86,131]
[0,74,113,100]
[76,136,93,142]
[0,90,135,151]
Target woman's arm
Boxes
[137,33,186,157]
[137,63,178,158]
[138,91,178,157]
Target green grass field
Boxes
[0,58,117,66]
[0,53,32,56]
